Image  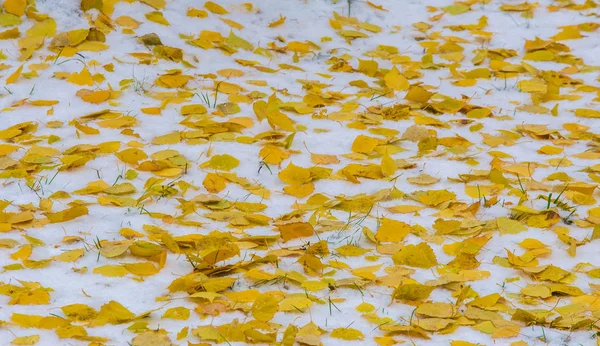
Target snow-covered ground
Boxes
[1,0,600,345]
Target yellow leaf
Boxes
[352,264,382,280]
[132,331,172,346]
[45,206,88,223]
[0,27,19,39]
[538,145,562,155]
[67,67,93,86]
[3,0,26,17]
[414,189,456,206]
[140,0,165,10]
[0,13,21,27]
[451,342,479,346]
[62,303,98,322]
[337,244,370,256]
[552,26,583,41]
[252,294,279,321]
[10,244,32,261]
[387,205,425,213]
[491,324,520,338]
[141,107,161,115]
[339,30,369,39]
[79,90,110,104]
[381,154,396,177]
[330,328,365,341]
[217,101,241,115]
[81,0,102,11]
[357,59,378,77]
[523,50,554,61]
[0,144,20,155]
[10,314,43,328]
[392,282,435,301]
[301,281,328,292]
[269,15,286,28]
[91,300,135,326]
[27,18,56,37]
[99,241,131,258]
[356,302,375,313]
[376,218,409,243]
[53,248,84,262]
[177,327,188,340]
[156,73,192,88]
[188,292,222,302]
[519,238,547,250]
[500,3,535,11]
[6,64,23,84]
[278,222,314,242]
[93,265,129,277]
[162,306,190,320]
[7,211,34,223]
[192,326,226,343]
[220,17,244,29]
[416,303,456,318]
[187,8,208,18]
[145,11,170,26]
[279,296,312,312]
[116,148,147,164]
[497,217,527,234]
[105,182,136,195]
[407,173,440,185]
[11,335,39,345]
[0,238,19,248]
[405,85,435,103]
[517,79,547,93]
[574,108,600,118]
[97,116,137,128]
[124,262,159,276]
[392,242,438,268]
[267,112,295,131]
[351,135,379,154]
[259,145,289,165]
[77,41,109,52]
[228,30,253,51]
[56,325,87,338]
[203,173,227,193]
[152,132,180,145]
[374,336,397,346]
[287,41,311,53]
[10,288,50,304]
[64,29,89,46]
[283,183,314,198]
[28,99,59,106]
[279,162,311,186]
[204,1,228,14]
[115,16,141,28]
[443,3,470,15]
[311,153,339,165]
[181,104,207,115]
[384,66,409,91]
[367,1,388,11]
[200,154,239,171]
[359,22,381,33]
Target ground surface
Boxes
[1,0,600,345]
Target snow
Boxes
[0,0,599,345]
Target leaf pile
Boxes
[1,0,600,345]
